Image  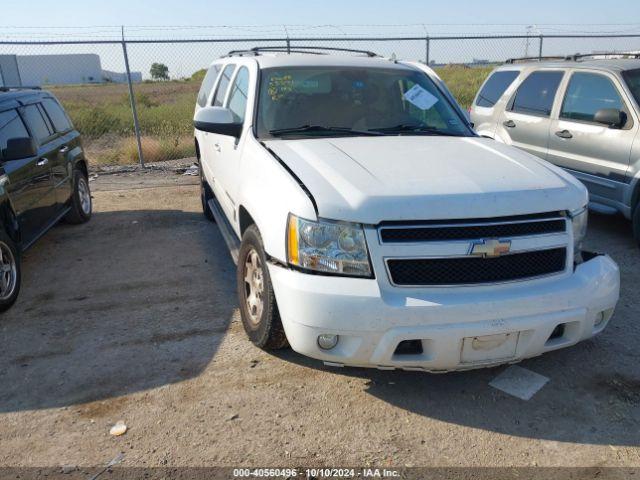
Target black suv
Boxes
[0,87,91,311]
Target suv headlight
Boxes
[287,214,372,277]
[570,207,588,259]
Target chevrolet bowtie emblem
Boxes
[469,239,512,258]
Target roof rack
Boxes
[505,52,640,64]
[226,46,380,58]
[0,86,42,92]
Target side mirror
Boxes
[194,107,242,138]
[594,108,626,128]
[2,137,37,161]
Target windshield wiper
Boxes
[269,125,383,137]
[368,123,463,136]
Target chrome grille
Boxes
[387,248,567,286]
[378,213,569,287]
[379,213,567,243]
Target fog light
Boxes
[595,311,605,327]
[317,334,339,350]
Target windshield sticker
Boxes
[268,75,294,101]
[403,84,439,110]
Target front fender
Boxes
[236,137,317,263]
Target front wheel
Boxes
[237,225,288,350]
[64,169,92,224]
[0,231,20,312]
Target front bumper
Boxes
[268,254,619,372]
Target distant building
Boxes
[0,53,141,86]
[0,55,21,86]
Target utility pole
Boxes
[524,25,534,57]
[122,25,145,167]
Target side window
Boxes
[21,104,53,144]
[561,72,624,123]
[227,67,250,124]
[42,98,72,132]
[475,71,519,107]
[0,109,31,160]
[212,64,235,107]
[511,71,564,117]
[197,65,222,108]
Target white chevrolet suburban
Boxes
[193,47,620,372]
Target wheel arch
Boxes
[0,198,20,246]
[73,158,88,178]
[238,205,256,237]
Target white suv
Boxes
[194,47,620,372]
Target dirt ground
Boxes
[0,168,639,470]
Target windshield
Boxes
[622,68,640,106]
[256,66,472,139]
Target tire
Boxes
[200,164,215,223]
[64,169,92,224]
[237,225,288,350]
[633,202,640,248]
[0,230,21,312]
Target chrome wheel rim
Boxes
[243,248,264,325]
[78,177,91,215]
[0,242,17,301]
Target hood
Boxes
[264,136,587,224]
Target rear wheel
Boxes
[64,169,92,224]
[237,225,288,350]
[0,231,20,312]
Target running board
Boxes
[207,198,240,265]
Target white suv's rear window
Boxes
[475,70,519,108]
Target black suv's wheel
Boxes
[633,202,640,248]
[237,225,288,350]
[0,230,20,312]
[64,169,92,224]
[200,164,215,222]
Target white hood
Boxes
[264,136,587,224]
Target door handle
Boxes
[36,158,49,166]
[214,143,221,153]
[59,145,69,153]
[503,120,516,128]
[555,129,573,139]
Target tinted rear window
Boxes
[511,71,564,116]
[21,104,52,143]
[212,64,235,107]
[197,65,221,107]
[42,98,72,132]
[475,71,519,107]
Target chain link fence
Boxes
[2,34,640,166]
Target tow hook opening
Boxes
[575,250,602,268]
[394,339,424,356]
[545,321,580,347]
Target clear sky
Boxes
[3,0,640,35]
[3,1,640,79]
